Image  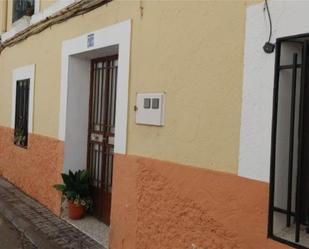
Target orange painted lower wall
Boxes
[0,126,63,215]
[110,154,291,249]
[0,125,293,248]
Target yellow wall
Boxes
[127,0,248,174]
[40,0,57,11]
[0,0,251,174]
[0,0,7,33]
[6,0,12,30]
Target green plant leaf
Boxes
[66,190,77,200]
[80,170,89,181]
[53,184,66,191]
[61,173,73,189]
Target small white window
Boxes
[12,65,35,135]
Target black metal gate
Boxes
[87,55,118,225]
[269,35,309,248]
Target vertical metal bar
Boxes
[21,81,24,145]
[93,66,97,130]
[99,65,104,133]
[23,80,26,146]
[108,62,115,190]
[106,60,112,191]
[287,53,298,227]
[110,62,115,128]
[95,66,100,130]
[94,61,103,218]
[100,144,104,219]
[102,59,110,192]
[268,40,281,237]
[110,61,118,188]
[87,62,94,180]
[21,81,25,146]
[108,60,114,128]
[18,81,22,131]
[110,149,112,190]
[24,80,29,146]
[95,65,100,186]
[114,63,118,125]
[91,64,96,131]
[14,81,20,132]
[295,41,308,243]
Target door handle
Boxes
[91,133,104,142]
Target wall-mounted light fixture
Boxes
[263,0,275,54]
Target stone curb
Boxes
[0,198,62,249]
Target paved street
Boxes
[0,177,103,249]
[0,214,36,249]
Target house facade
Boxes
[1,0,309,248]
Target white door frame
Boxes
[59,20,131,159]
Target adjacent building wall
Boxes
[5,0,12,31]
[0,0,290,248]
[239,0,309,182]
[0,1,7,34]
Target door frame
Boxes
[60,20,131,175]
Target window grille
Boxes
[87,55,118,225]
[269,34,309,249]
[14,79,30,148]
[12,0,34,23]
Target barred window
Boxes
[14,79,30,148]
[12,0,35,23]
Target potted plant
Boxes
[54,170,92,220]
[14,117,26,146]
[14,128,26,146]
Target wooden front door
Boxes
[87,55,118,225]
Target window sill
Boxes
[14,143,28,149]
[1,16,31,42]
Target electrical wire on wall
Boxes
[263,0,275,53]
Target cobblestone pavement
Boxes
[0,214,37,249]
[0,178,104,249]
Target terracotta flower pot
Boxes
[68,201,84,220]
